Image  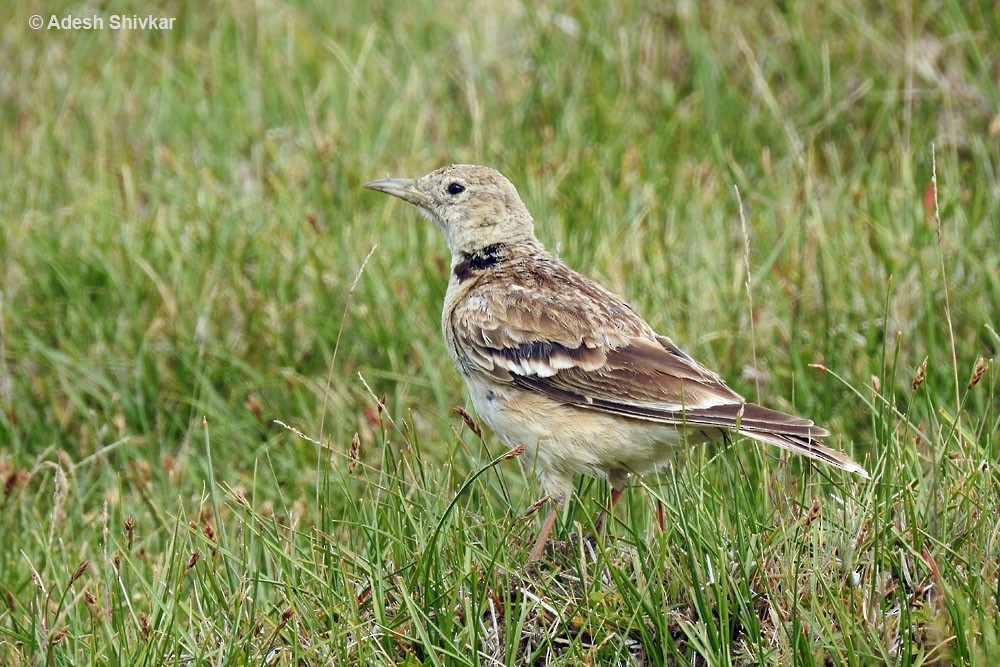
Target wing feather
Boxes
[449,257,744,414]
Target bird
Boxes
[364,164,868,561]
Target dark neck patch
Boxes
[453,243,506,281]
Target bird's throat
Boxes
[453,243,507,281]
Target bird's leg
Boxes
[528,504,559,562]
[593,486,625,534]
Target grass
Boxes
[2,0,998,664]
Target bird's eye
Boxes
[446,182,465,195]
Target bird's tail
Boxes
[686,402,869,478]
[740,429,869,478]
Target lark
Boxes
[365,164,868,560]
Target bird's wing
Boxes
[448,260,871,476]
[450,260,751,420]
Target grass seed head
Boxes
[139,612,151,638]
[454,406,483,438]
[968,356,988,389]
[348,432,361,474]
[85,590,101,616]
[69,560,89,586]
[913,357,928,390]
[125,515,135,550]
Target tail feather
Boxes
[685,402,869,478]
[563,390,869,477]
[741,429,870,478]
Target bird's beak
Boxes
[363,177,430,208]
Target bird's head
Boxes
[364,164,538,256]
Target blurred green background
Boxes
[4,0,996,479]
